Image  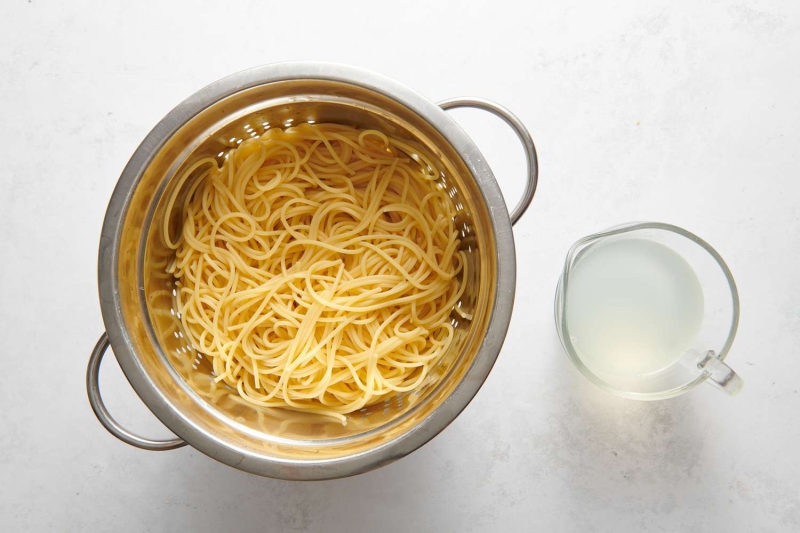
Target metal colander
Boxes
[87,62,537,480]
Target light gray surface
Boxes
[1,1,798,531]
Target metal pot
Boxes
[87,62,538,480]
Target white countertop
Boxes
[2,1,799,531]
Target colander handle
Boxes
[439,97,538,226]
[86,333,187,451]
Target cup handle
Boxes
[438,97,538,226]
[87,333,187,450]
[698,350,744,395]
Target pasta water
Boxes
[564,238,704,377]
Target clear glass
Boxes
[555,222,743,399]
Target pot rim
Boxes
[98,61,517,479]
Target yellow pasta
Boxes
[164,123,465,423]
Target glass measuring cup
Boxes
[555,222,743,399]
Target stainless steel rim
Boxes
[97,62,530,479]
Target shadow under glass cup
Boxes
[555,222,743,400]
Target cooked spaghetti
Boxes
[164,123,465,423]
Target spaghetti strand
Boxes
[165,123,464,423]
